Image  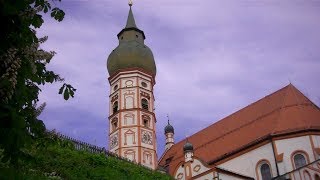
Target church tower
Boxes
[106,3,157,170]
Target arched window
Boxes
[143,119,150,127]
[142,115,151,128]
[294,153,307,169]
[111,118,118,131]
[141,98,149,110]
[113,101,118,113]
[260,163,272,180]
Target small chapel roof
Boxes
[159,84,320,175]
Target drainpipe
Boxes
[271,137,280,177]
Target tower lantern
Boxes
[183,140,194,162]
[106,4,157,170]
[164,116,175,151]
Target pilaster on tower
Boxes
[106,4,157,170]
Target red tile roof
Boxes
[158,84,320,175]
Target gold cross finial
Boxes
[129,0,133,6]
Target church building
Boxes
[106,3,320,180]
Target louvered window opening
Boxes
[141,99,148,110]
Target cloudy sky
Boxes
[38,0,320,156]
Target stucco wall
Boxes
[219,142,276,179]
[275,135,314,175]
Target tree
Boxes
[0,0,75,165]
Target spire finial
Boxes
[125,1,137,28]
[167,114,170,124]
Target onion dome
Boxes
[183,140,194,153]
[107,5,156,76]
[164,120,174,134]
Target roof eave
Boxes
[117,27,146,39]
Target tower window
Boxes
[121,36,123,40]
[143,119,150,127]
[113,101,118,113]
[141,99,149,110]
[111,118,118,131]
[136,35,138,38]
[141,82,147,88]
[142,115,151,127]
[114,84,118,91]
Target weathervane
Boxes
[129,0,133,6]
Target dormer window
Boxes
[113,101,118,113]
[141,98,149,110]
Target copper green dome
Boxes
[107,6,156,76]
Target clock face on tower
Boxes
[141,130,153,145]
[110,134,118,149]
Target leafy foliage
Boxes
[0,137,172,180]
[0,0,75,166]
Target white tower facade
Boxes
[108,71,157,169]
[106,5,157,170]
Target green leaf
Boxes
[43,1,51,13]
[70,89,74,97]
[59,84,65,94]
[63,88,69,100]
[1,154,10,163]
[35,0,44,7]
[51,8,65,22]
[31,14,44,28]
